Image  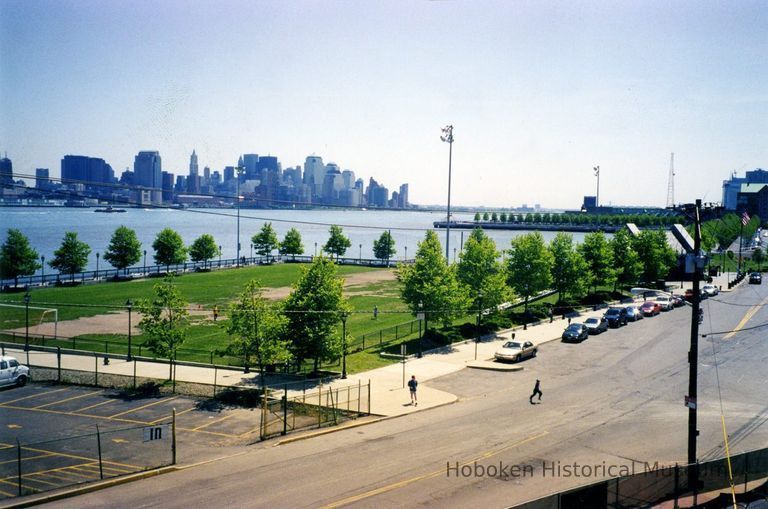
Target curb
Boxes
[0,466,178,509]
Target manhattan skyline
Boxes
[2,1,767,209]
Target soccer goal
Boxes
[0,303,58,338]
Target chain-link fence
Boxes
[0,421,175,500]
[513,448,768,508]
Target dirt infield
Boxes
[16,269,398,338]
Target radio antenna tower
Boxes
[666,152,675,208]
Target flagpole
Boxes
[738,212,746,276]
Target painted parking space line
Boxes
[0,388,69,406]
[149,405,197,425]
[72,398,118,413]
[0,453,55,466]
[192,413,238,431]
[0,403,150,426]
[107,397,179,419]
[34,390,104,409]
[0,477,40,494]
[0,442,141,470]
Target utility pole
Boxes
[441,125,454,262]
[687,199,703,496]
[593,166,600,208]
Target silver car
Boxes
[0,356,30,388]
[494,341,537,363]
[625,306,644,322]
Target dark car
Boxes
[603,307,628,327]
[583,316,608,334]
[671,295,686,307]
[749,272,762,284]
[562,323,589,342]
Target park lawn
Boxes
[0,264,380,323]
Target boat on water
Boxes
[94,206,126,213]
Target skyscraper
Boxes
[35,168,50,189]
[133,151,162,204]
[187,150,200,194]
[0,156,14,188]
[303,155,325,199]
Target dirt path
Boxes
[14,269,398,338]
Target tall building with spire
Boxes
[187,150,200,194]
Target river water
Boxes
[1,207,591,273]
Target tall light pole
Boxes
[687,200,703,496]
[593,166,600,209]
[126,299,133,361]
[441,125,454,262]
[359,243,362,262]
[24,292,31,351]
[40,255,45,285]
[236,166,244,267]
[417,300,424,358]
[95,252,100,281]
[340,311,349,379]
[475,292,483,360]
[143,250,147,274]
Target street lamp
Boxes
[24,292,31,351]
[126,299,133,361]
[441,124,454,262]
[417,300,424,358]
[359,243,362,262]
[453,247,457,263]
[218,245,222,265]
[143,249,147,274]
[404,246,408,261]
[250,242,253,262]
[314,242,318,257]
[475,292,483,360]
[340,311,349,379]
[236,166,244,267]
[40,255,45,285]
[593,165,600,208]
[95,252,100,281]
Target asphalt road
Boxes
[33,283,768,509]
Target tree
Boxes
[252,222,280,260]
[398,230,471,333]
[283,257,349,373]
[611,229,643,289]
[474,212,481,222]
[491,212,498,222]
[753,247,764,271]
[456,228,511,312]
[499,212,507,223]
[225,279,290,385]
[103,226,142,275]
[0,229,41,288]
[153,228,187,272]
[49,231,90,282]
[188,234,219,269]
[323,225,351,260]
[578,231,616,293]
[373,231,396,264]
[279,228,304,260]
[506,232,553,311]
[548,232,589,302]
[137,276,189,379]
[632,229,677,286]
[482,212,490,221]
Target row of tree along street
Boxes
[472,211,685,227]
[0,223,397,287]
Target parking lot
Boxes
[0,382,261,499]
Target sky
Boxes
[1,0,767,209]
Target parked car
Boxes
[640,301,661,316]
[562,323,589,342]
[749,272,762,284]
[494,341,538,363]
[583,316,609,334]
[603,307,628,327]
[702,284,719,296]
[0,356,29,388]
[671,295,686,307]
[625,306,644,321]
[654,295,674,311]
[684,288,707,301]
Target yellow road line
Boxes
[72,398,117,413]
[0,486,16,497]
[107,397,178,418]
[723,295,768,340]
[192,413,238,431]
[0,388,69,405]
[0,453,55,466]
[320,431,549,509]
[0,403,150,426]
[0,443,142,471]
[20,476,62,487]
[0,477,41,493]
[150,406,196,425]
[176,426,238,438]
[34,390,103,409]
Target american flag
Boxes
[742,211,751,226]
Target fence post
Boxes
[94,353,98,386]
[57,347,61,382]
[395,325,399,340]
[357,380,361,414]
[96,424,104,479]
[16,439,22,496]
[133,359,137,389]
[673,463,679,507]
[744,452,749,493]
[368,379,371,415]
[282,384,288,436]
[261,386,268,440]
[213,366,218,398]
[172,408,177,465]
[318,383,322,428]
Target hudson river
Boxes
[1,207,591,273]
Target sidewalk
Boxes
[3,278,740,420]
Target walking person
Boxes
[408,375,418,406]
[529,379,542,404]
[213,306,219,322]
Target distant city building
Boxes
[582,196,597,212]
[722,169,768,211]
[35,168,50,189]
[133,151,162,205]
[398,183,409,208]
[187,150,200,194]
[303,156,325,199]
[162,171,174,202]
[61,155,114,198]
[0,156,13,188]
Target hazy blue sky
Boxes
[1,0,766,208]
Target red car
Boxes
[640,301,661,316]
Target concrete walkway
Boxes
[2,273,740,420]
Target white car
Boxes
[702,284,719,296]
[654,295,673,311]
[0,356,30,388]
[494,341,537,363]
